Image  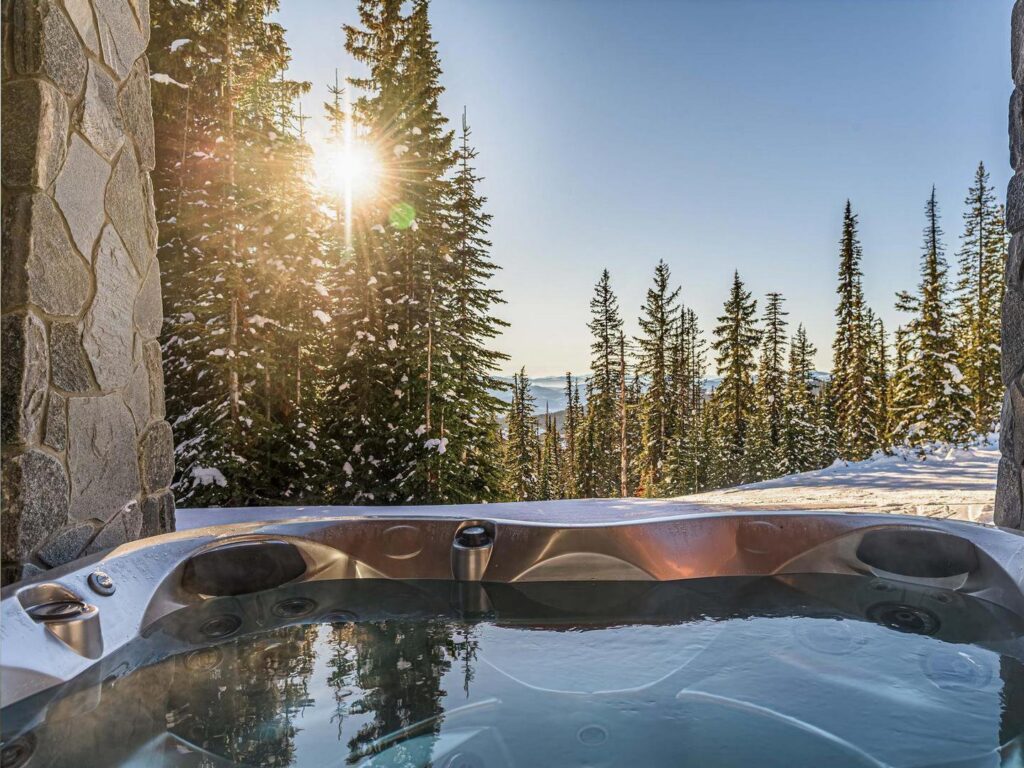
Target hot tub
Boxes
[2,506,1023,767]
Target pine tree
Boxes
[502,370,539,501]
[584,270,624,496]
[781,325,820,474]
[955,162,1007,435]
[538,408,563,501]
[325,0,505,503]
[711,271,760,484]
[152,0,324,505]
[662,308,708,494]
[746,292,788,480]
[635,260,680,494]
[867,313,891,450]
[427,110,509,502]
[894,187,972,446]
[831,201,876,461]
[561,373,581,497]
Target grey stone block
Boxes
[158,489,175,533]
[44,391,68,451]
[140,493,176,537]
[1,312,49,447]
[83,225,138,390]
[1015,0,1024,86]
[124,360,150,432]
[140,420,174,492]
[106,146,154,273]
[84,503,134,554]
[1012,383,1024,469]
[1,192,91,317]
[143,340,165,420]
[36,521,96,567]
[93,0,146,80]
[1,78,68,188]
[54,133,110,260]
[73,61,125,160]
[9,0,87,99]
[1010,234,1024,292]
[1010,172,1024,235]
[134,260,163,339]
[1013,90,1024,172]
[64,0,100,55]
[50,321,94,392]
[1003,288,1024,388]
[68,394,141,522]
[118,56,154,170]
[1,450,69,565]
[995,457,1023,529]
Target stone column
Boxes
[1001,2,1024,529]
[1,0,174,584]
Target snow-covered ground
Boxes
[679,438,1000,524]
[178,437,999,530]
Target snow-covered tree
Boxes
[954,162,1007,435]
[152,0,326,505]
[781,325,820,474]
[635,260,680,494]
[831,201,877,460]
[893,187,972,446]
[711,271,760,484]
[502,370,539,500]
[746,292,788,480]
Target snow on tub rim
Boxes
[2,502,1024,707]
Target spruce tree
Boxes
[502,370,539,501]
[152,0,324,505]
[894,188,972,445]
[325,0,506,503]
[662,308,708,494]
[831,201,876,460]
[635,260,680,494]
[954,162,1007,435]
[711,271,760,484]
[584,270,624,496]
[746,292,788,480]
[781,325,820,474]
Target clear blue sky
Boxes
[276,0,1013,376]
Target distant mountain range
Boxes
[491,371,831,416]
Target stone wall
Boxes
[1002,2,1024,530]
[1,0,174,584]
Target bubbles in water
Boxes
[922,649,993,692]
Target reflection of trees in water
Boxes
[328,623,358,739]
[340,619,478,757]
[1001,656,1024,747]
[167,624,319,766]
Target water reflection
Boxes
[1,575,1022,767]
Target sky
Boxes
[276,0,1014,377]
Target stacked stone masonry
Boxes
[1,0,174,585]
[1003,1,1024,530]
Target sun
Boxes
[312,138,381,201]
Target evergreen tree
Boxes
[325,0,506,503]
[561,373,581,497]
[538,408,563,501]
[894,188,972,445]
[502,370,539,500]
[584,270,624,496]
[831,201,876,460]
[662,308,708,494]
[746,292,788,480]
[711,271,760,484]
[152,0,324,505]
[781,325,820,474]
[954,162,1007,435]
[867,313,891,450]
[635,260,681,494]
[427,110,509,502]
